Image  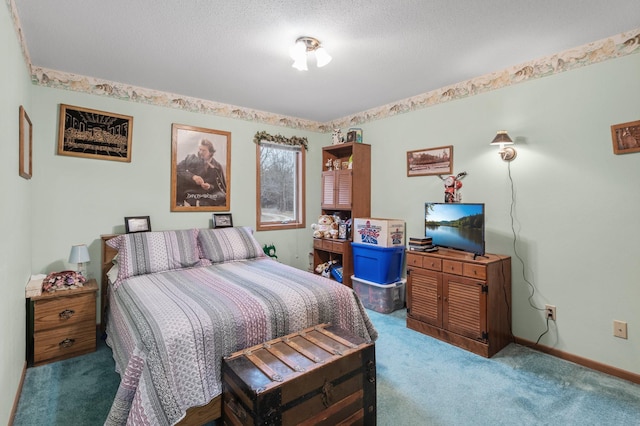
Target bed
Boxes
[100,227,378,426]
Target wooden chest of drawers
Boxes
[27,279,98,366]
[406,249,511,358]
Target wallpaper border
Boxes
[6,1,638,133]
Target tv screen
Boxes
[425,203,485,256]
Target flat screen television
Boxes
[425,202,485,256]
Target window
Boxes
[256,140,306,231]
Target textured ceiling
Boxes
[11,0,640,123]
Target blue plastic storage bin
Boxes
[351,242,405,284]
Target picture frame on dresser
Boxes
[19,105,33,179]
[406,145,453,176]
[171,123,231,212]
[57,104,133,162]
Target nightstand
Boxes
[26,279,98,366]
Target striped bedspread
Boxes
[104,257,377,426]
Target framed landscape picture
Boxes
[406,145,453,176]
[57,104,133,162]
[171,123,231,212]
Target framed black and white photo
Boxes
[124,216,151,233]
[171,124,231,212]
[212,213,233,228]
[406,145,453,176]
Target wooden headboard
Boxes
[100,234,120,333]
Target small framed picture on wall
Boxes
[406,145,453,176]
[611,120,640,155]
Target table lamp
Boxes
[69,244,90,276]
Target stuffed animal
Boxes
[315,260,337,278]
[312,214,335,239]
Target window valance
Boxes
[254,131,308,151]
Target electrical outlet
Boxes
[613,320,628,339]
[545,304,556,321]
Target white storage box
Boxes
[353,218,405,247]
[351,275,406,314]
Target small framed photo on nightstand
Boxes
[124,216,151,233]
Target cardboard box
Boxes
[353,218,405,247]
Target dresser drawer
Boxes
[34,323,96,364]
[463,263,487,280]
[421,256,442,271]
[406,252,423,268]
[442,260,463,275]
[322,239,337,251]
[34,292,96,332]
[313,238,323,249]
[320,239,346,253]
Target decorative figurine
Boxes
[439,171,467,203]
[332,129,343,145]
[325,159,333,171]
[333,159,341,170]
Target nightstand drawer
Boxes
[33,323,96,364]
[34,292,96,332]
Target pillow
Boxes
[197,226,266,264]
[106,264,119,285]
[106,229,201,286]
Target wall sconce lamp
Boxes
[490,130,517,161]
[69,244,90,276]
[290,36,332,71]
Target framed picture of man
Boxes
[171,123,231,212]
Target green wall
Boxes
[1,2,35,423]
[362,53,640,374]
[28,88,324,281]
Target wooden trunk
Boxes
[222,324,376,426]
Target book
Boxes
[409,244,435,251]
[409,237,432,246]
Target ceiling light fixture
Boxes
[290,36,332,71]
[490,130,517,161]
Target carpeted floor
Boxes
[14,308,640,425]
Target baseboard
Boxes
[8,361,27,426]
[514,336,640,385]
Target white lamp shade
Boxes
[69,244,90,264]
[289,40,306,60]
[315,47,332,67]
[292,56,308,71]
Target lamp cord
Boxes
[507,161,544,313]
[506,161,550,346]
